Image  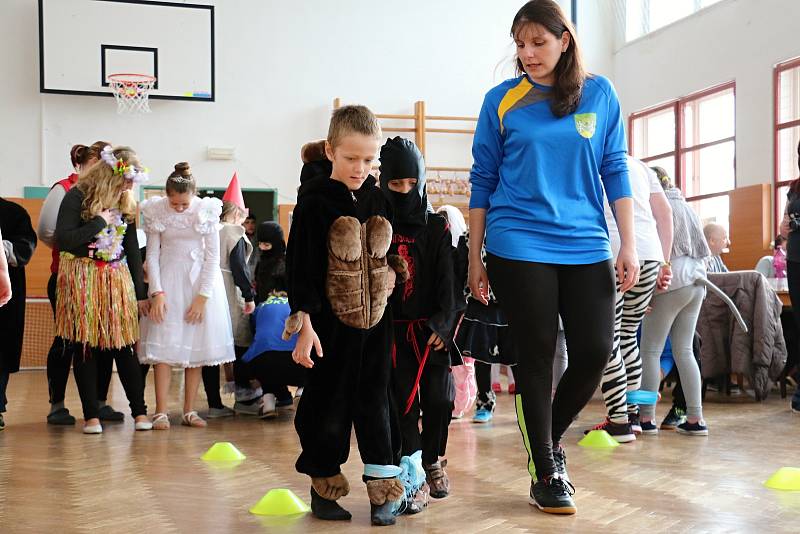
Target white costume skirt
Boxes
[140,258,235,368]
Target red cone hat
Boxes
[222,171,246,211]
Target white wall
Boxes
[0,0,614,204]
[613,0,800,188]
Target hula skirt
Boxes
[55,252,139,350]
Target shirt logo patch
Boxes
[574,113,596,139]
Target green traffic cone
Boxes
[764,467,800,491]
[250,489,311,516]
[201,442,246,462]
[578,430,620,448]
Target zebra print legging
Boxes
[600,260,661,424]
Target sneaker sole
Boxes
[641,429,659,435]
[529,498,577,515]
[259,411,278,419]
[676,428,708,436]
[612,433,636,443]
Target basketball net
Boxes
[108,73,156,114]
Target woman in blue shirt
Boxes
[468,0,639,515]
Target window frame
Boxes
[773,56,800,231]
[628,81,736,224]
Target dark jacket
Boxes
[0,198,37,373]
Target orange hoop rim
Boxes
[108,73,157,84]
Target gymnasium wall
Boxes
[0,0,614,203]
[613,0,800,190]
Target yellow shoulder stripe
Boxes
[497,77,533,134]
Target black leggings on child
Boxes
[72,345,147,420]
[486,254,615,480]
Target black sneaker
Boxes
[660,406,685,430]
[676,420,708,436]
[529,475,576,515]
[640,420,658,435]
[584,418,636,443]
[552,445,569,483]
[47,407,76,425]
[98,404,124,422]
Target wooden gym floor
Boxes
[0,370,797,533]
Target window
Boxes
[774,57,800,229]
[625,0,724,42]
[629,82,736,230]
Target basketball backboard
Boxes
[39,0,214,101]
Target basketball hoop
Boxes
[108,73,156,114]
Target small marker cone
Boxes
[249,489,311,516]
[201,442,246,462]
[764,467,800,491]
[578,430,620,448]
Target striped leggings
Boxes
[600,260,660,424]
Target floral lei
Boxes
[91,209,127,262]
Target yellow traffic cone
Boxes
[578,430,620,448]
[249,489,311,516]
[764,467,800,491]
[201,442,246,462]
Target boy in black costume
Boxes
[284,106,408,526]
[379,137,462,500]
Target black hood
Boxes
[257,221,286,262]
[379,137,427,227]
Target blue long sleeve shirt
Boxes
[469,74,632,264]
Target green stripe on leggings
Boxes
[515,394,536,479]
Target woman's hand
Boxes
[468,256,490,305]
[656,264,672,291]
[99,209,115,225]
[616,244,640,293]
[185,295,208,324]
[427,332,446,351]
[293,322,322,368]
[243,300,255,315]
[149,293,166,323]
[137,299,150,317]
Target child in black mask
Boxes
[255,221,287,305]
[380,137,463,500]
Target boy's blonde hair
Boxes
[77,145,139,222]
[221,200,247,223]
[327,105,382,148]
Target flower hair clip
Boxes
[100,145,149,184]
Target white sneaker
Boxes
[259,393,277,419]
[83,423,103,434]
[295,387,304,398]
[236,386,264,403]
[135,420,153,431]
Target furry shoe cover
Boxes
[365,478,404,505]
[311,473,351,501]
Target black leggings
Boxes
[72,346,147,420]
[248,351,307,393]
[46,273,113,405]
[486,254,615,480]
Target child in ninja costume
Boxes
[283,105,410,526]
[379,137,463,502]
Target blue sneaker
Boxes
[473,408,493,423]
[676,420,708,436]
[640,420,658,435]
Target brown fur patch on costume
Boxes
[282,311,305,341]
[301,140,327,163]
[386,254,409,283]
[364,216,392,259]
[365,479,405,505]
[312,473,350,501]
[328,217,362,263]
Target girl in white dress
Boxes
[139,162,235,429]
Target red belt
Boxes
[393,318,431,416]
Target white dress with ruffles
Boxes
[139,196,235,368]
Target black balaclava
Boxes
[257,221,286,262]
[379,137,428,227]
